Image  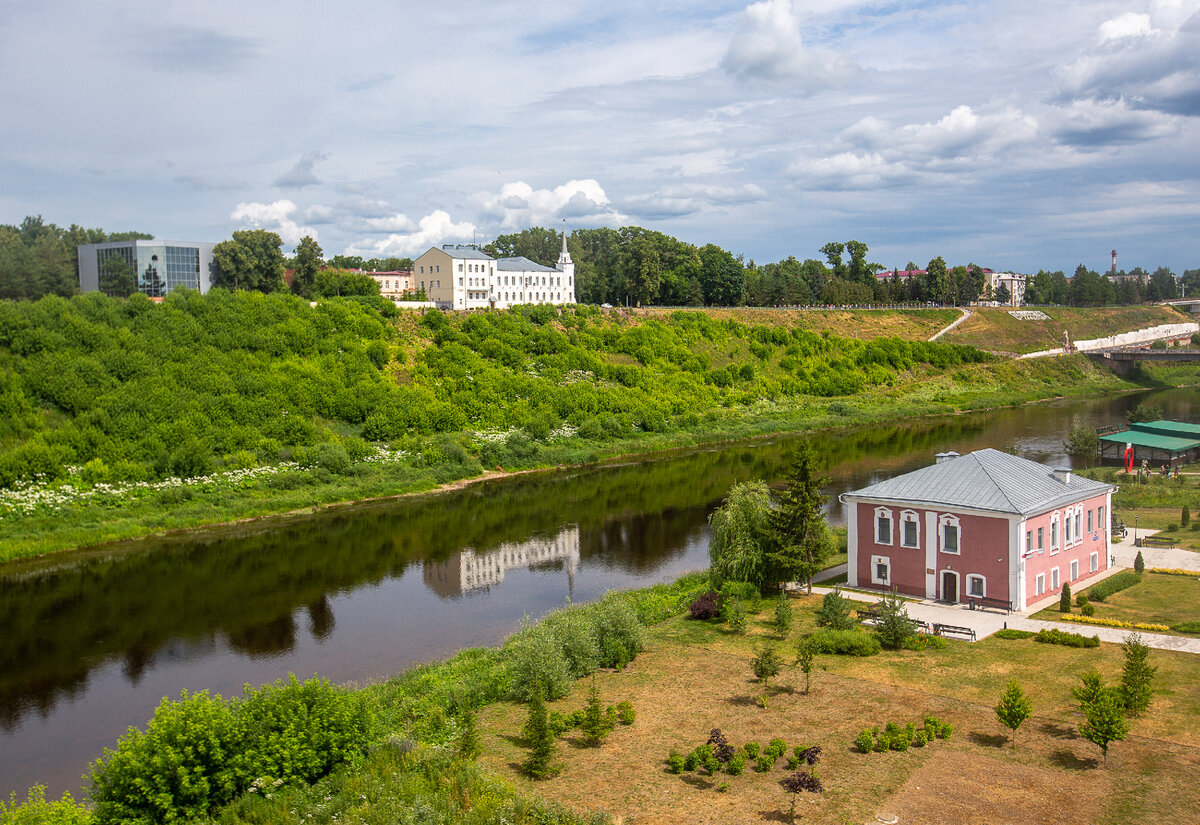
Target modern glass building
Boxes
[78,240,216,297]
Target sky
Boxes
[2,0,1198,274]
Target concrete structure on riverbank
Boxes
[841,449,1115,611]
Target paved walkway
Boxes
[928,308,972,341]
[805,531,1200,653]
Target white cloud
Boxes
[362,213,417,233]
[721,0,856,85]
[1050,98,1180,146]
[230,200,317,246]
[348,210,476,257]
[1099,12,1155,42]
[475,180,624,229]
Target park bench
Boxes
[969,596,1013,613]
[932,623,977,641]
[1135,535,1175,549]
[856,606,880,624]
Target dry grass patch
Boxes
[943,306,1187,354]
[632,307,959,341]
[477,602,1200,824]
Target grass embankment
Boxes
[473,594,1200,825]
[942,306,1192,354]
[0,353,1140,564]
[633,306,962,340]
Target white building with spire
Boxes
[415,226,576,311]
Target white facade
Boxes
[414,230,576,311]
[986,271,1026,306]
[358,270,413,298]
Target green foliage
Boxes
[1081,603,1096,617]
[580,677,613,747]
[1034,628,1101,648]
[0,786,93,825]
[1183,505,1191,527]
[1087,571,1142,602]
[1120,633,1156,715]
[814,586,855,630]
[212,230,286,293]
[744,742,761,759]
[1063,426,1099,462]
[794,637,816,693]
[667,749,685,773]
[764,442,831,589]
[856,717,949,754]
[708,481,773,588]
[751,643,783,695]
[755,754,775,772]
[1079,688,1129,764]
[506,620,573,703]
[995,680,1032,747]
[616,701,635,725]
[993,628,1036,640]
[87,676,369,824]
[725,753,745,775]
[457,710,480,760]
[522,682,558,779]
[873,590,918,649]
[1134,551,1145,574]
[1059,582,1072,613]
[806,628,882,656]
[724,596,748,634]
[766,738,787,760]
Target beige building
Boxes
[414,231,576,310]
[358,269,413,299]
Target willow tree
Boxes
[708,480,773,589]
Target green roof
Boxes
[1099,430,1200,452]
[1131,420,1200,440]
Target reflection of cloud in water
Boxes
[423,525,580,599]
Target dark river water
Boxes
[2,387,1196,798]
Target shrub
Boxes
[1081,603,1096,617]
[874,590,918,649]
[548,711,570,738]
[506,621,572,702]
[1087,571,1142,602]
[755,754,775,772]
[854,730,874,753]
[1059,582,1072,613]
[903,633,946,651]
[1183,505,1191,527]
[705,729,735,763]
[939,723,954,740]
[744,742,761,760]
[1076,594,1089,607]
[0,785,92,825]
[1134,551,1146,574]
[667,749,685,774]
[724,597,748,634]
[683,749,700,771]
[772,596,794,638]
[720,580,760,603]
[1172,621,1200,634]
[457,710,481,759]
[1035,628,1101,648]
[581,677,611,747]
[688,591,723,620]
[725,753,746,775]
[306,442,352,475]
[766,739,788,760]
[546,605,602,680]
[994,628,1036,640]
[703,756,721,774]
[815,587,855,630]
[592,595,644,669]
[616,701,635,725]
[807,628,881,656]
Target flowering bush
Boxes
[1056,614,1169,632]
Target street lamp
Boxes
[1134,515,1139,545]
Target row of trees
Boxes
[0,216,151,300]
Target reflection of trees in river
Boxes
[0,389,1190,731]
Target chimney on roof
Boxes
[934,451,961,465]
[1052,467,1071,484]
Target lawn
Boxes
[1032,573,1200,635]
[477,595,1200,825]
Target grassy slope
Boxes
[943,305,1191,354]
[634,307,962,340]
[3,305,1193,563]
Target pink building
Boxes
[840,449,1115,610]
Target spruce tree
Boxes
[874,590,917,649]
[766,443,830,593]
[522,681,558,778]
[814,587,855,630]
[1059,582,1072,613]
[1134,551,1145,574]
[1120,633,1157,715]
[995,680,1032,748]
[581,675,610,747]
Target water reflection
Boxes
[424,526,581,599]
[0,386,1193,797]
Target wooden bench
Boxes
[969,596,1013,613]
[856,607,880,624]
[1136,535,1175,549]
[932,623,977,641]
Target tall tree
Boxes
[708,480,773,589]
[924,256,950,304]
[766,443,831,592]
[212,230,286,293]
[820,242,847,280]
[485,227,561,266]
[1079,688,1128,765]
[844,240,870,284]
[1120,633,1156,715]
[291,236,323,299]
[698,243,745,306]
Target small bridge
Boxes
[1169,299,1200,316]
[1087,347,1200,376]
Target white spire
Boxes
[558,219,571,264]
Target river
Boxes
[1,387,1195,798]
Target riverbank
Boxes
[1,353,1179,565]
[24,568,1200,825]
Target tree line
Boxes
[5,214,1197,306]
